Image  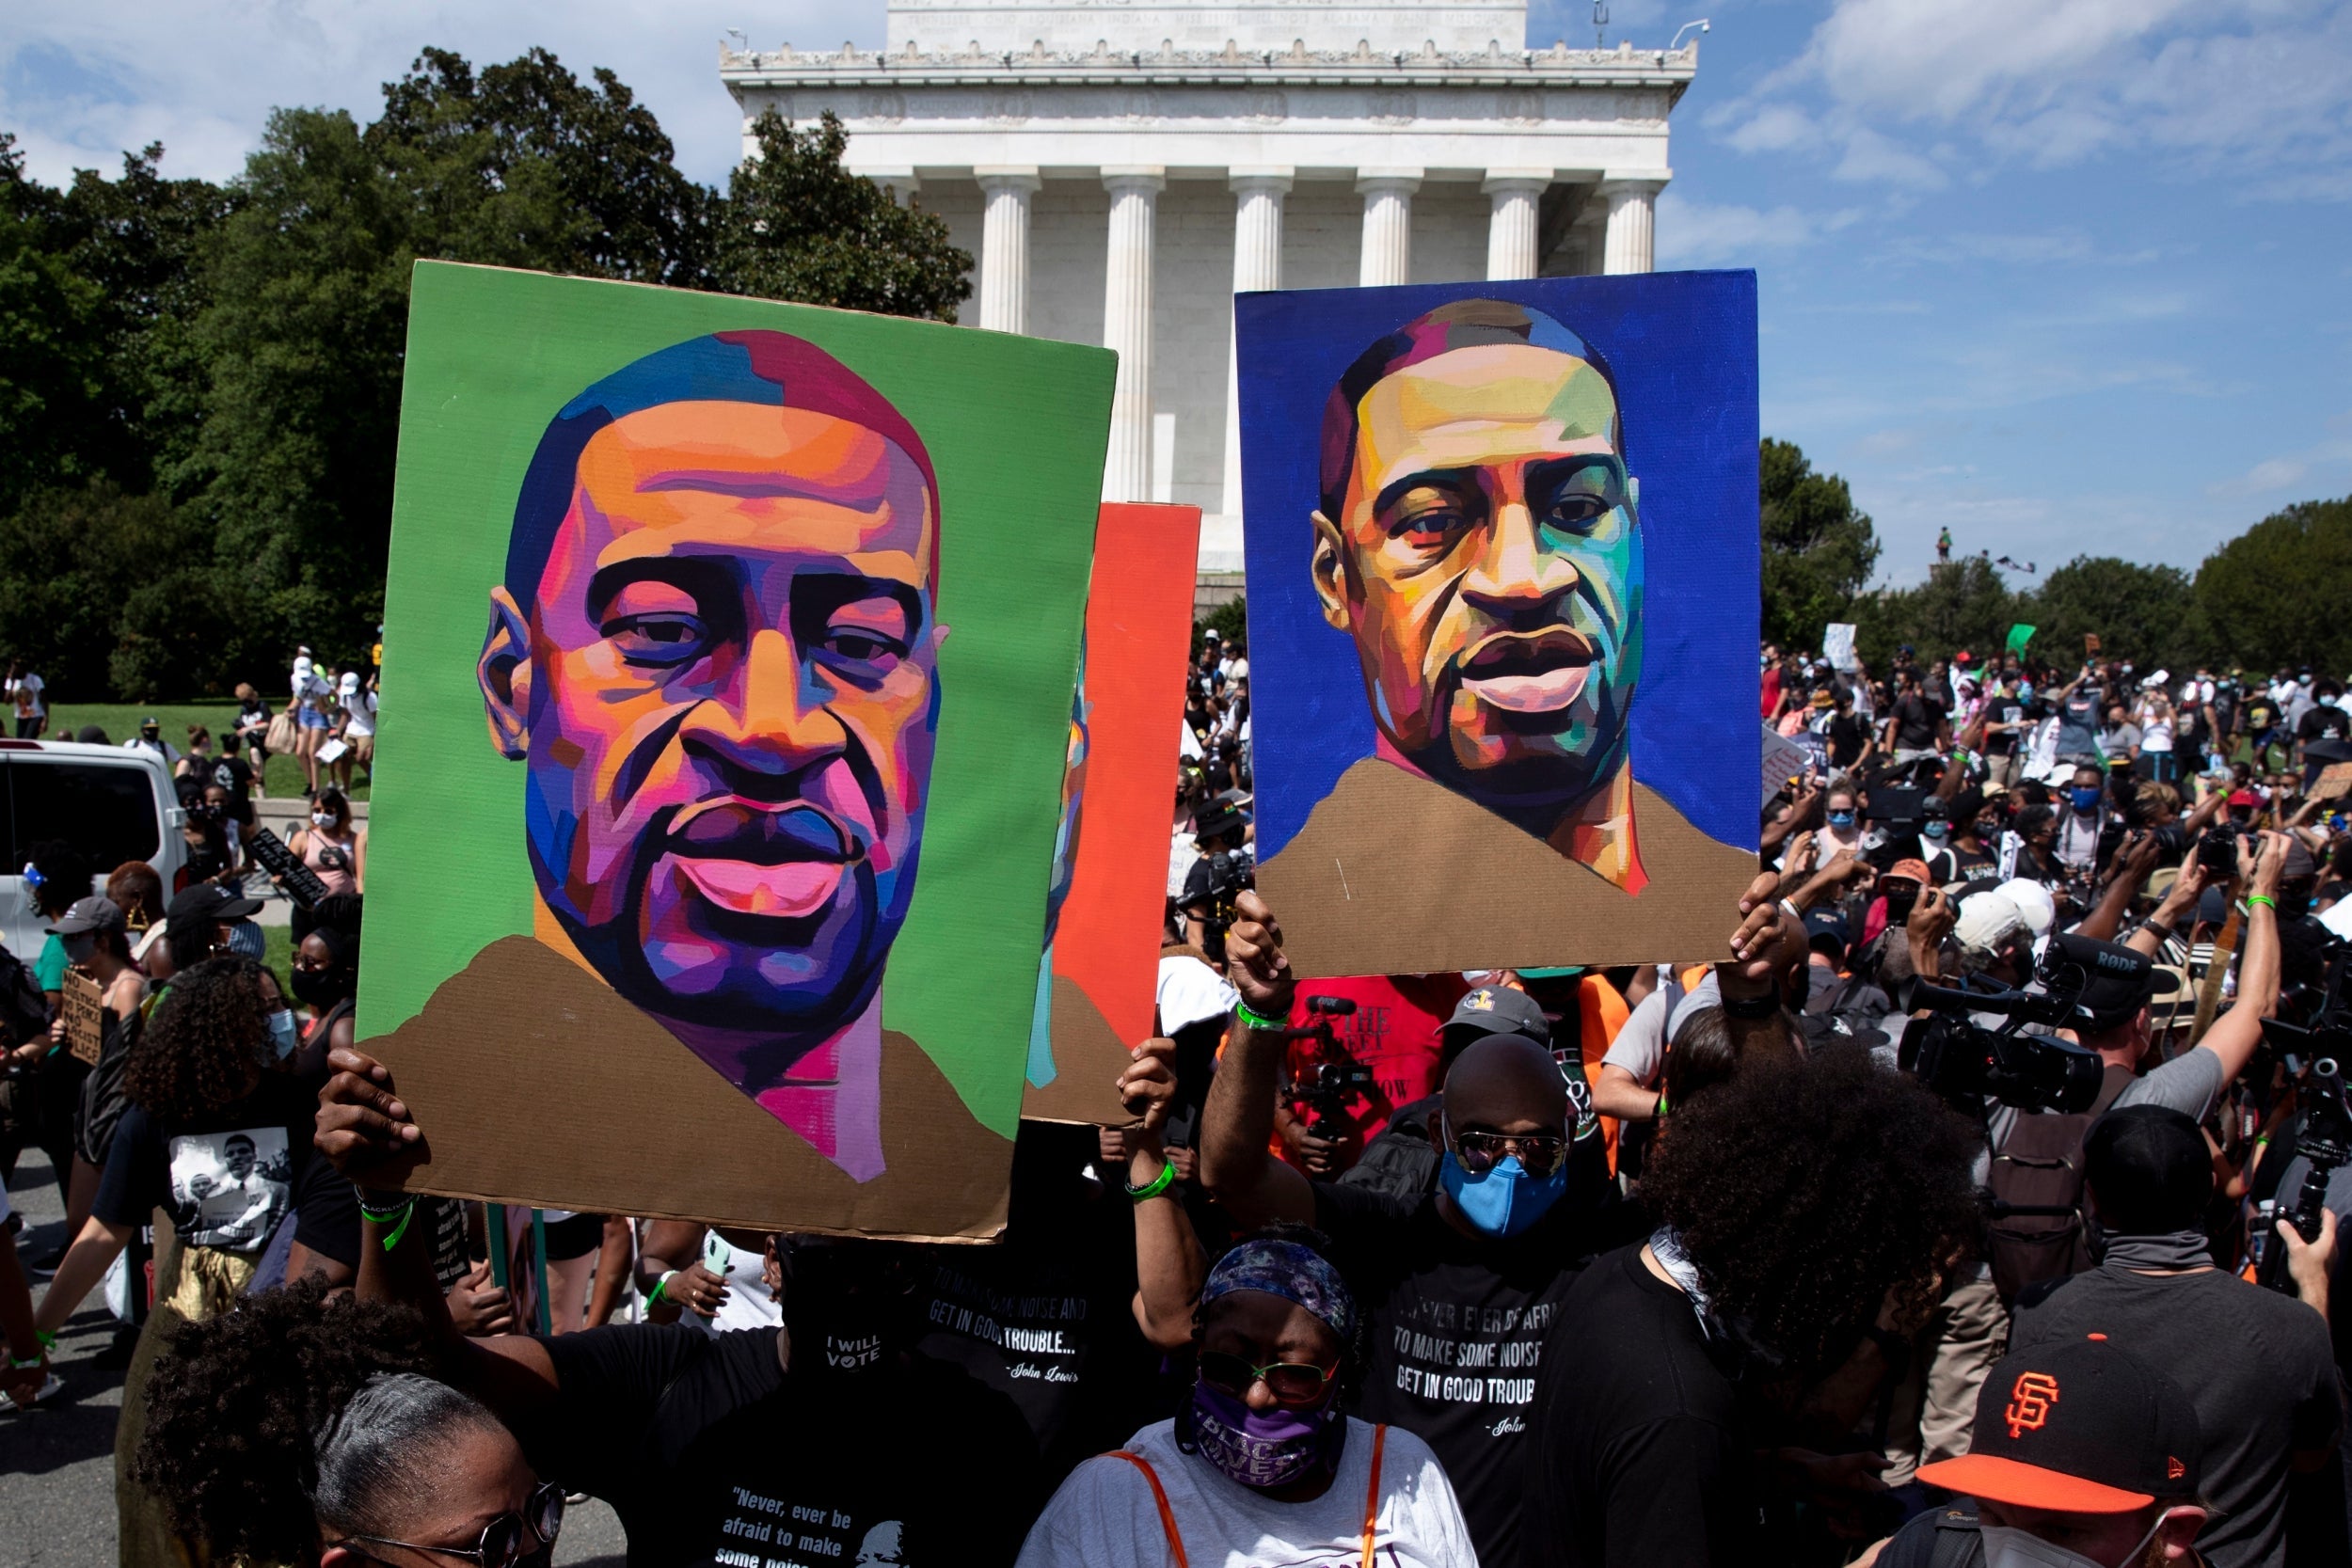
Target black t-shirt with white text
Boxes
[1312,1179,1604,1566]
[2296,705,2351,747]
[532,1325,1036,1568]
[1522,1243,1758,1568]
[1982,697,2026,755]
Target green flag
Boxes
[2006,623,2037,655]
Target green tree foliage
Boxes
[1758,437,1880,651]
[2194,496,2352,675]
[2026,555,2206,673]
[1854,555,2019,669]
[714,111,972,322]
[0,136,110,517]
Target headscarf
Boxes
[1200,1238,1355,1343]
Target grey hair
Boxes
[312,1372,504,1536]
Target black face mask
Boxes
[783,1243,920,1378]
[289,967,349,1012]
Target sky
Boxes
[5,0,2348,587]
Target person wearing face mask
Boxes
[319,1047,1050,1568]
[1824,784,1868,856]
[35,955,362,1566]
[2057,766,2109,879]
[1203,889,1663,1566]
[134,1278,563,1568]
[288,785,366,942]
[1871,1336,2215,1568]
[1015,1229,1476,1568]
[293,921,362,1062]
[33,897,146,1275]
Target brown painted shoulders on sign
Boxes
[1260,755,1757,977]
[371,936,1010,1241]
[1020,973,1130,1126]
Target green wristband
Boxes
[1233,1000,1286,1032]
[2249,894,2277,911]
[1125,1161,1178,1202]
[648,1271,675,1307]
[379,1202,417,1254]
[36,1329,56,1351]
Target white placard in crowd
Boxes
[1824,623,1858,673]
[1761,723,1813,806]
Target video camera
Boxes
[1280,994,1372,1130]
[2253,945,2352,1292]
[1897,931,2134,1113]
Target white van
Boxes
[0,740,186,958]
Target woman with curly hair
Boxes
[35,956,363,1568]
[1521,1049,1982,1566]
[135,1278,563,1568]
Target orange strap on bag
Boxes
[1106,1451,1189,1568]
[1108,1425,1391,1568]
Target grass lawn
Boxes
[41,700,373,802]
[262,921,294,994]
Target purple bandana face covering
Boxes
[1188,1378,1348,1491]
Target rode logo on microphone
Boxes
[2006,1372,2060,1438]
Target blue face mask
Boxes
[2069,787,2103,812]
[1922,820,1948,839]
[1439,1151,1567,1238]
[1827,811,1857,829]
[265,1008,299,1062]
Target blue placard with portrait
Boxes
[1236,272,1760,976]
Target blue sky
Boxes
[6,0,2347,586]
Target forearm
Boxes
[1593,1064,1662,1122]
[2199,902,2279,1085]
[32,1217,133,1337]
[359,1201,556,1409]
[1199,1014,1311,1226]
[2125,894,2194,958]
[2076,869,2139,942]
[1127,1137,1204,1351]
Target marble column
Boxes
[1601,178,1665,275]
[1101,166,1164,503]
[974,166,1041,334]
[1222,168,1291,519]
[1482,171,1549,281]
[1356,168,1421,288]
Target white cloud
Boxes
[0,0,887,186]
[1655,192,1860,265]
[1712,0,2352,198]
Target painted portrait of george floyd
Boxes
[361,262,1112,1240]
[1235,273,1760,978]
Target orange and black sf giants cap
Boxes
[1919,1335,2202,1513]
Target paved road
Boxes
[1,1151,625,1568]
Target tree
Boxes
[1853,554,2017,670]
[713,111,972,322]
[2023,556,2205,673]
[1758,437,1880,652]
[0,135,110,517]
[369,47,709,285]
[2194,495,2352,675]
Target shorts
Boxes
[350,733,375,764]
[298,706,331,731]
[541,1212,607,1261]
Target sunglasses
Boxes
[342,1482,564,1568]
[1444,1114,1568,1179]
[1199,1350,1339,1407]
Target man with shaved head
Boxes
[1260,300,1754,974]
[380,331,1003,1225]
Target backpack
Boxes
[1985,1063,2135,1304]
[0,944,50,1049]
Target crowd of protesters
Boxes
[4,623,2352,1568]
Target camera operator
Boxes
[1175,800,1251,962]
[2010,1106,2338,1568]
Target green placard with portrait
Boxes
[360,261,1112,1239]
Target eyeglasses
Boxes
[1444,1114,1567,1178]
[1199,1350,1340,1407]
[341,1482,564,1568]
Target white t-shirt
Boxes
[6,673,43,720]
[678,1229,783,1336]
[342,689,377,736]
[1016,1418,1476,1568]
[1156,955,1238,1035]
[1601,970,1722,1086]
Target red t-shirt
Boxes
[1278,974,1471,1164]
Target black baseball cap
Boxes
[1803,908,1850,965]
[2048,935,2154,1031]
[167,884,264,926]
[48,895,126,936]
[1441,985,1552,1048]
[1921,1336,2201,1513]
